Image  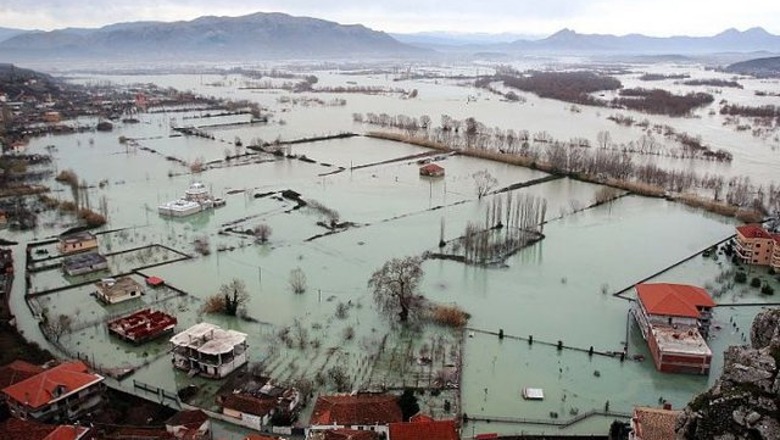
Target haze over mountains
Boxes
[0,11,778,63]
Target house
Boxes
[103,426,174,439]
[63,252,108,276]
[309,429,379,440]
[221,393,278,429]
[0,418,93,440]
[632,283,715,374]
[108,309,177,344]
[388,414,459,440]
[629,406,680,440]
[419,163,445,177]
[57,231,98,255]
[308,394,403,438]
[0,359,45,390]
[165,409,211,439]
[95,277,144,304]
[219,379,302,429]
[734,224,780,270]
[170,322,248,379]
[43,111,61,123]
[1,360,105,422]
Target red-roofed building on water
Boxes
[1,361,105,422]
[0,418,94,440]
[307,394,403,439]
[388,413,459,440]
[632,283,716,374]
[164,409,211,439]
[629,406,681,440]
[734,224,780,270]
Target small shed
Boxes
[419,163,445,177]
[522,387,544,400]
[146,276,165,287]
[63,252,108,276]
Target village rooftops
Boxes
[635,283,715,319]
[2,361,104,410]
[310,394,403,426]
[0,360,45,389]
[170,322,247,355]
[651,326,712,357]
[0,418,91,440]
[388,414,459,440]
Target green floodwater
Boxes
[4,66,780,437]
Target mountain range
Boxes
[0,12,423,62]
[0,13,778,63]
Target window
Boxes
[668,317,673,325]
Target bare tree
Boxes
[254,223,272,243]
[472,169,498,199]
[289,267,307,294]
[44,313,72,342]
[368,256,425,323]
[219,279,250,316]
[596,130,612,149]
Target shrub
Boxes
[761,284,775,295]
[750,277,762,288]
[734,272,747,283]
[429,304,470,328]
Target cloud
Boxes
[1,0,778,36]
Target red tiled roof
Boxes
[107,427,173,439]
[146,276,164,286]
[389,414,459,440]
[420,163,444,173]
[2,361,104,409]
[320,429,379,440]
[244,435,277,440]
[0,419,89,440]
[736,224,772,239]
[45,426,91,440]
[635,283,715,319]
[165,409,208,429]
[222,393,277,417]
[633,407,680,440]
[0,360,45,389]
[310,394,403,426]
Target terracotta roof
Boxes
[244,435,278,440]
[310,394,403,426]
[635,283,715,319]
[319,429,379,440]
[165,409,208,429]
[106,427,173,439]
[420,163,444,173]
[2,361,104,409]
[736,224,772,239]
[222,393,277,417]
[633,407,680,440]
[0,419,90,440]
[0,360,45,389]
[389,414,459,440]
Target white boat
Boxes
[158,182,223,217]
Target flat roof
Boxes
[95,277,142,298]
[170,322,247,355]
[651,326,712,357]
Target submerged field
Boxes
[5,64,780,436]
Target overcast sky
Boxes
[2,0,779,36]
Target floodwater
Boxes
[5,62,780,437]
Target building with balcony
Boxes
[170,322,248,379]
[734,224,780,270]
[632,283,715,374]
[1,361,105,423]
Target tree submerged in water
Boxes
[368,256,424,323]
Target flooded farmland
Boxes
[5,62,780,436]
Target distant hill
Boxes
[725,56,780,77]
[508,27,780,55]
[392,31,543,47]
[0,12,425,62]
[0,27,30,43]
